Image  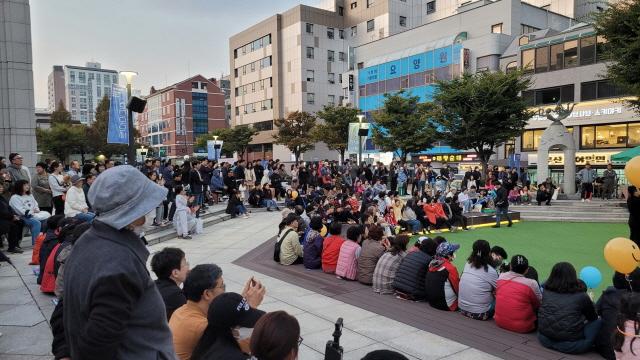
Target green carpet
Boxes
[409,221,629,295]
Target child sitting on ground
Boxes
[173,185,203,240]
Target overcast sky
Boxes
[30,0,320,108]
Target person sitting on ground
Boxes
[357,225,389,285]
[170,264,266,360]
[37,214,66,285]
[494,255,542,333]
[490,246,509,273]
[151,247,190,320]
[302,216,324,270]
[261,184,280,211]
[173,185,203,240]
[10,179,51,245]
[250,310,301,360]
[226,188,249,219]
[321,221,345,273]
[40,217,80,293]
[336,225,364,281]
[536,184,551,206]
[613,292,640,359]
[373,235,409,295]
[458,239,499,320]
[538,262,602,354]
[64,175,95,223]
[595,269,640,360]
[400,199,422,235]
[425,241,461,311]
[278,214,303,266]
[191,292,266,360]
[393,237,437,301]
[0,181,23,253]
[423,197,450,232]
[508,186,521,205]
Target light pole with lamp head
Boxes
[120,71,138,165]
[357,114,365,166]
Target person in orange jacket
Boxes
[422,198,451,232]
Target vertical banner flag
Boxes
[107,84,129,144]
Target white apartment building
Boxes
[47,62,119,125]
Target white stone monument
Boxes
[537,102,577,195]
[0,0,38,166]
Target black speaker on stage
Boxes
[128,96,147,113]
[358,128,368,136]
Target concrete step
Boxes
[512,207,628,214]
[521,215,627,223]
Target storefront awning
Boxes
[611,146,640,163]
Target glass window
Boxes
[328,73,335,84]
[306,23,313,34]
[367,0,374,7]
[306,47,314,59]
[596,35,607,63]
[339,29,345,39]
[519,36,529,46]
[365,82,379,96]
[521,129,544,151]
[307,93,315,104]
[629,123,640,146]
[367,20,375,32]
[359,85,366,97]
[327,28,334,39]
[426,1,436,14]
[339,52,346,61]
[78,72,86,83]
[328,95,335,105]
[581,81,597,101]
[492,23,503,34]
[549,43,564,71]
[580,36,596,65]
[596,123,627,148]
[522,49,535,73]
[535,46,549,73]
[386,78,401,92]
[564,40,578,68]
[328,50,335,62]
[535,87,560,105]
[561,84,575,102]
[399,16,407,27]
[504,138,516,157]
[598,80,625,98]
[306,70,314,82]
[351,26,357,37]
[506,61,518,73]
[351,2,357,9]
[339,6,344,15]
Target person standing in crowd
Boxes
[0,182,23,253]
[250,311,301,360]
[48,161,68,215]
[10,179,50,245]
[32,162,53,214]
[538,262,602,354]
[495,255,542,333]
[577,162,597,202]
[492,181,513,228]
[458,240,498,320]
[601,163,617,200]
[162,160,175,222]
[61,165,175,360]
[425,241,461,311]
[373,235,409,295]
[627,186,640,247]
[66,161,80,177]
[6,153,30,183]
[64,175,95,223]
[151,247,189,320]
[190,161,205,210]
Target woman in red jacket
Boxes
[422,198,450,232]
[495,255,542,333]
[321,221,345,273]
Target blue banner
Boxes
[107,84,129,144]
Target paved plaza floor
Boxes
[0,212,499,360]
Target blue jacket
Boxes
[210,169,224,190]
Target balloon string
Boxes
[627,274,634,291]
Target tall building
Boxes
[0,0,38,166]
[47,62,119,124]
[219,75,232,126]
[136,75,226,158]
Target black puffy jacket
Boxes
[538,290,598,342]
[595,286,625,360]
[393,250,431,300]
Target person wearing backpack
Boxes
[275,214,303,265]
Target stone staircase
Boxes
[511,199,628,223]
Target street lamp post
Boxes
[213,135,219,161]
[121,71,138,165]
[357,114,365,166]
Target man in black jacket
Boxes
[189,161,205,208]
[493,181,513,228]
[151,247,189,320]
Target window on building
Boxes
[327,28,335,39]
[338,6,344,15]
[328,72,336,84]
[580,36,596,66]
[596,35,607,63]
[564,40,578,68]
[506,61,518,73]
[104,74,111,84]
[491,23,503,34]
[504,138,516,157]
[521,49,535,73]
[306,70,315,82]
[399,16,407,27]
[549,43,564,71]
[338,74,343,83]
[581,80,628,101]
[339,29,345,39]
[534,85,574,105]
[306,23,314,34]
[595,124,628,148]
[519,36,529,46]
[629,123,640,146]
[192,82,199,89]
[253,120,273,131]
[522,128,573,151]
[70,71,76,83]
[521,24,540,35]
[351,26,357,37]
[328,95,335,106]
[306,47,314,59]
[78,72,86,84]
[339,52,346,61]
[307,93,315,104]
[328,50,335,62]
[367,0,374,7]
[426,1,436,14]
[351,1,357,9]
[535,46,549,73]
[367,20,375,32]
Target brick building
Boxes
[136,75,226,158]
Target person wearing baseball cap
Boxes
[425,241,461,311]
[191,292,265,360]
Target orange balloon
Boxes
[292,191,299,200]
[625,156,640,188]
[604,237,640,274]
[320,225,327,237]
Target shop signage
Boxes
[531,106,625,121]
[529,152,616,166]
[412,153,478,163]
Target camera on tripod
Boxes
[324,317,344,360]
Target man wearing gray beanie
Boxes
[61,165,176,359]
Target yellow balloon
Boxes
[292,191,299,200]
[604,237,640,274]
[320,225,327,237]
[625,156,640,188]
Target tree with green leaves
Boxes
[594,0,640,111]
[36,124,88,163]
[314,105,359,162]
[273,111,317,162]
[87,95,138,158]
[371,91,438,162]
[429,71,534,175]
[195,126,258,160]
[50,100,72,125]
